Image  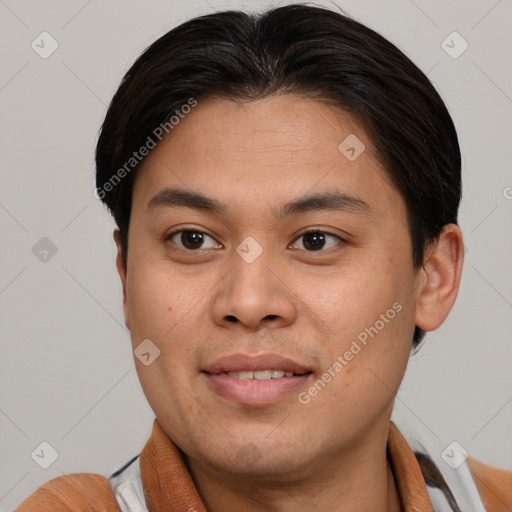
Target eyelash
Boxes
[165,228,344,253]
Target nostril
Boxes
[226,315,238,323]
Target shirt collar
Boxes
[139,418,433,512]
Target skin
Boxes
[114,95,464,511]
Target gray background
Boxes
[1,0,511,509]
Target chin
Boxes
[194,438,318,482]
[214,455,304,480]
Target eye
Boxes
[166,229,222,251]
[290,230,343,252]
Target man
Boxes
[15,4,512,511]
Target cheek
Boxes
[126,256,205,340]
[295,260,414,388]
[125,256,219,396]
[294,264,393,340]
[126,261,207,415]
[298,306,412,438]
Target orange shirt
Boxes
[15,418,512,511]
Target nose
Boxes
[211,245,297,331]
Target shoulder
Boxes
[15,472,119,512]
[467,456,512,512]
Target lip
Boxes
[202,353,313,406]
[202,352,312,374]
[203,373,312,406]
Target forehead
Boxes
[131,95,403,222]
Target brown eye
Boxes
[291,231,343,252]
[167,230,221,251]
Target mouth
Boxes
[210,369,310,380]
[202,353,314,406]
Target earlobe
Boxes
[113,228,131,331]
[414,224,464,333]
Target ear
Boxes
[414,224,464,332]
[113,228,131,331]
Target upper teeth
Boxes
[225,370,294,380]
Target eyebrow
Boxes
[146,187,372,218]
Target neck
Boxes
[185,422,402,512]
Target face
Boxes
[119,95,423,479]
